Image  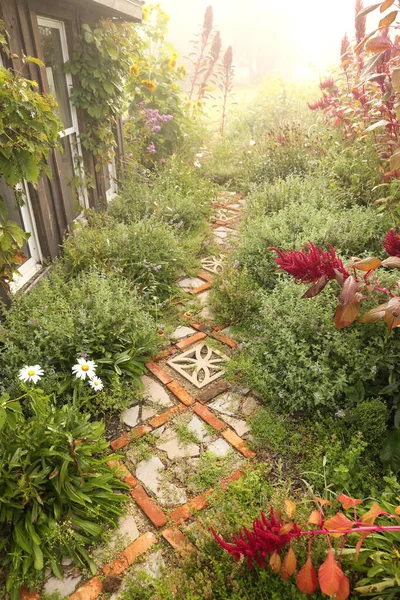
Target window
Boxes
[37,17,88,220]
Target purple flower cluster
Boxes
[147,143,156,154]
[143,108,173,133]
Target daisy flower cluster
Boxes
[18,357,104,391]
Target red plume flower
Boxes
[212,508,302,569]
[383,229,400,257]
[269,242,350,283]
[308,96,332,111]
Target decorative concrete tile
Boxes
[201,255,224,275]
[207,438,232,457]
[44,575,82,597]
[242,396,260,417]
[223,415,250,437]
[122,405,140,428]
[227,203,241,209]
[214,229,228,239]
[135,456,187,506]
[167,343,228,389]
[171,325,196,341]
[209,393,242,416]
[187,415,212,443]
[109,515,139,549]
[141,375,172,407]
[177,276,205,290]
[214,208,239,222]
[157,436,200,459]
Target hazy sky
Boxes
[158,0,365,81]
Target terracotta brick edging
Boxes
[148,404,187,428]
[169,490,212,524]
[110,424,152,452]
[130,486,168,528]
[107,459,137,488]
[176,331,207,349]
[189,282,211,295]
[162,527,196,554]
[145,362,173,385]
[167,381,195,406]
[210,331,237,349]
[193,402,226,431]
[68,577,103,600]
[103,532,157,577]
[222,428,256,458]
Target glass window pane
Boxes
[60,135,81,219]
[38,25,73,130]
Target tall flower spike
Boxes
[269,242,350,284]
[383,229,400,257]
[355,0,366,45]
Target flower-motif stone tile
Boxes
[201,255,224,275]
[167,343,228,389]
[214,208,239,222]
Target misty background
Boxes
[158,0,370,84]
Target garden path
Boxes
[25,191,261,600]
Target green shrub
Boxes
[211,262,261,323]
[0,269,156,394]
[232,280,386,413]
[62,214,184,298]
[0,390,126,598]
[346,398,389,453]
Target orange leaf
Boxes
[380,0,395,12]
[338,494,363,510]
[381,256,400,268]
[359,303,388,323]
[361,502,386,524]
[308,510,322,526]
[279,523,295,536]
[385,297,400,332]
[324,512,354,537]
[355,531,371,561]
[349,257,382,271]
[318,549,343,596]
[269,551,281,574]
[296,556,317,594]
[395,505,400,515]
[284,499,296,519]
[379,9,397,27]
[275,507,282,522]
[333,574,350,600]
[365,35,392,53]
[313,496,332,507]
[281,546,297,580]
[334,302,360,329]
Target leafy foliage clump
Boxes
[0,390,126,598]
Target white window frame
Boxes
[37,16,89,211]
[105,158,118,202]
[0,54,43,292]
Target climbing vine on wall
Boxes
[0,20,62,291]
[65,20,140,166]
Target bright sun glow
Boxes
[159,0,369,82]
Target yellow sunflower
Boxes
[130,64,140,77]
[141,79,157,92]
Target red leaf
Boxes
[281,546,297,580]
[302,275,329,299]
[284,499,296,519]
[269,551,281,573]
[323,512,354,537]
[337,494,363,510]
[360,502,386,524]
[318,549,342,596]
[297,556,317,594]
[308,510,322,526]
[334,302,361,329]
[333,574,350,600]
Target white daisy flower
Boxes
[89,377,104,392]
[72,358,97,380]
[18,365,44,384]
[249,140,256,146]
[194,160,201,168]
[195,153,203,158]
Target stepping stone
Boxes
[214,230,228,239]
[171,325,196,341]
[187,415,212,443]
[140,549,166,578]
[110,515,139,548]
[242,396,259,417]
[167,343,228,389]
[44,575,82,597]
[219,326,234,337]
[157,436,200,459]
[209,393,241,416]
[198,305,215,321]
[141,376,172,407]
[197,291,210,305]
[142,405,158,420]
[135,456,187,506]
[122,405,140,428]
[177,276,205,290]
[207,438,232,457]
[223,415,250,437]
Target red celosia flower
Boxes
[212,508,302,569]
[319,78,336,91]
[383,229,400,257]
[269,242,350,283]
[308,96,331,111]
